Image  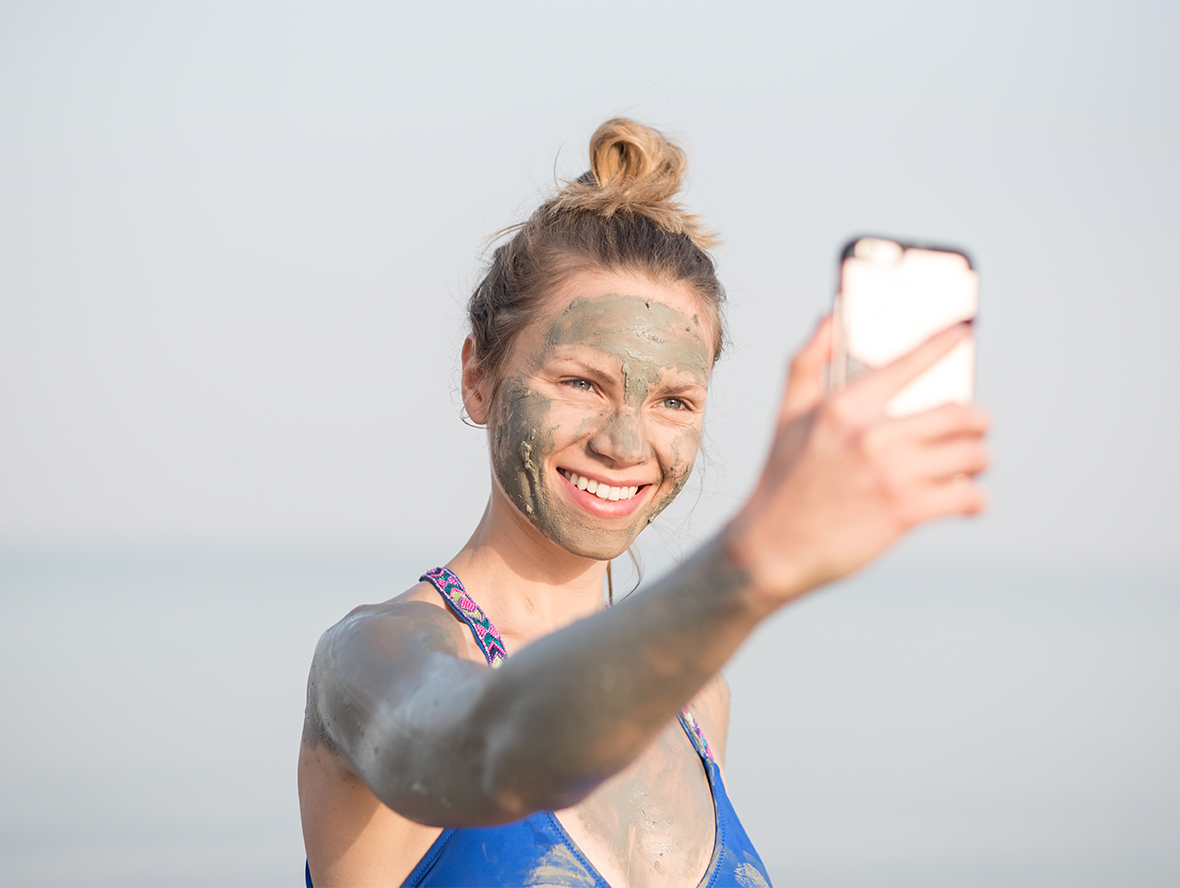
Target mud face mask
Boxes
[490,293,711,560]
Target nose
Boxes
[587,407,648,466]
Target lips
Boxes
[559,469,641,502]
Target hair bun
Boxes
[549,118,717,250]
[590,118,685,200]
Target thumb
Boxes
[779,316,832,427]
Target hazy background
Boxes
[2,1,1177,885]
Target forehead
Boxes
[527,270,715,378]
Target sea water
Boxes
[1,549,1177,886]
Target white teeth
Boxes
[561,470,639,502]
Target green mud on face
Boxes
[493,377,554,521]
[646,431,699,525]
[545,296,710,407]
[492,294,711,559]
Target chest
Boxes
[554,717,717,888]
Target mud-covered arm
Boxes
[304,537,763,827]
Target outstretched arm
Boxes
[305,319,989,826]
[305,538,757,826]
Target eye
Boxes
[661,397,688,411]
[565,378,595,392]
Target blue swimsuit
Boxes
[307,568,773,888]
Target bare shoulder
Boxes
[301,581,473,754]
[687,671,731,768]
[300,581,462,886]
[323,580,468,662]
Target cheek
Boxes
[644,427,702,524]
[491,379,556,510]
[550,399,618,452]
[665,427,701,475]
[493,379,549,443]
[570,408,606,442]
[655,427,702,498]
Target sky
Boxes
[1,2,1178,885]
[2,0,1177,568]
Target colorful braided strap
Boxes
[421,567,507,669]
[678,707,715,762]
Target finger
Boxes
[869,402,990,450]
[845,321,972,414]
[779,316,833,426]
[916,476,989,520]
[899,476,989,527]
[891,439,991,485]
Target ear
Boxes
[461,335,492,425]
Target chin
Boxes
[557,537,635,563]
[541,520,642,562]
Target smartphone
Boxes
[831,235,978,416]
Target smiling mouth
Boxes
[559,469,643,502]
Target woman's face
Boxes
[482,269,715,561]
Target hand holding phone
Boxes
[725,242,987,603]
[831,236,978,416]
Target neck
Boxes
[446,495,610,646]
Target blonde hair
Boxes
[549,119,718,251]
[468,118,725,391]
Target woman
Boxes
[298,119,989,887]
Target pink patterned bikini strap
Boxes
[678,707,715,763]
[421,567,508,669]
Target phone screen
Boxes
[832,236,978,416]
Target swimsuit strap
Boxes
[420,566,714,763]
[421,567,508,668]
[679,707,716,763]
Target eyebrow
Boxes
[657,378,708,395]
[546,353,709,391]
[544,354,616,379]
